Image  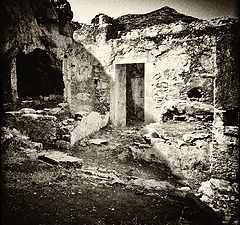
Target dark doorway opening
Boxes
[0,58,12,103]
[126,63,144,126]
[16,48,64,99]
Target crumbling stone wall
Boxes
[152,35,215,116]
[204,21,239,224]
[210,24,239,183]
[73,19,219,124]
[215,22,239,110]
[63,44,111,115]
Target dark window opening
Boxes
[126,63,144,126]
[16,48,64,99]
[187,87,203,99]
[223,109,239,126]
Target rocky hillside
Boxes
[114,6,200,33]
[0,0,81,103]
[0,0,79,56]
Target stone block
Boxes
[38,151,83,168]
[70,111,109,145]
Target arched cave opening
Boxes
[16,48,64,99]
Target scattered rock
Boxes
[61,134,71,142]
[30,142,43,151]
[133,142,151,148]
[22,148,38,160]
[89,139,108,145]
[20,113,42,120]
[58,103,69,108]
[20,108,36,114]
[35,110,45,114]
[198,180,215,197]
[74,111,89,120]
[199,178,232,196]
[158,100,214,122]
[67,118,75,123]
[1,127,42,153]
[182,133,210,143]
[151,131,160,138]
[224,126,239,137]
[49,107,62,115]
[143,134,151,144]
[117,150,132,161]
[177,186,191,192]
[80,166,124,184]
[127,178,174,191]
[200,194,211,203]
[173,115,187,121]
[55,140,71,150]
[125,130,136,134]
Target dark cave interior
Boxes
[16,48,64,99]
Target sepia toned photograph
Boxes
[0,0,239,224]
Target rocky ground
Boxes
[1,123,222,225]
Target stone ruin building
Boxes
[0,0,239,224]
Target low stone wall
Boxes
[130,121,212,185]
[4,110,58,145]
[3,106,110,148]
[211,111,239,181]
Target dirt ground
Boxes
[1,125,220,225]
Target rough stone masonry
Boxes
[0,1,239,224]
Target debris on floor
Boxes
[89,138,109,145]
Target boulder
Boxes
[198,179,232,198]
